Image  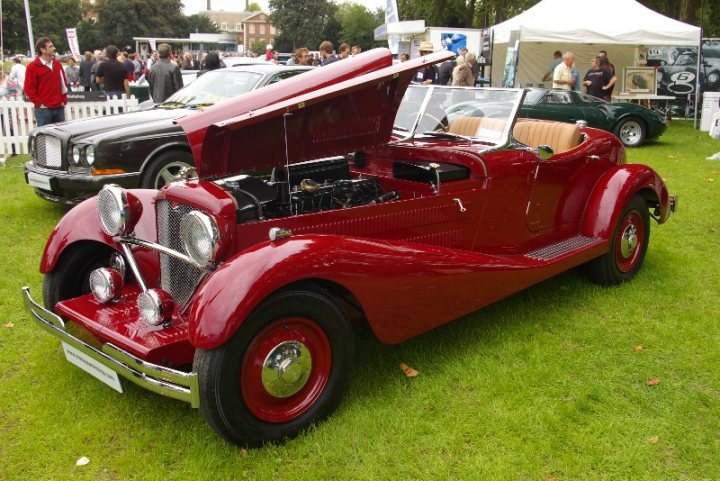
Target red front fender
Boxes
[40,189,159,274]
[580,164,670,240]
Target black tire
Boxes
[613,116,647,147]
[585,195,650,286]
[194,287,354,447]
[42,243,115,310]
[140,150,194,189]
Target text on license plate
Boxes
[62,342,124,393]
[27,172,52,190]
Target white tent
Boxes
[490,0,701,88]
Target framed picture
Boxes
[623,67,657,95]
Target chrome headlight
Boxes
[137,289,175,326]
[85,145,96,166]
[180,211,220,268]
[96,185,130,236]
[89,268,123,303]
[71,145,82,164]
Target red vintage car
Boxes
[23,48,676,446]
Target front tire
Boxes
[194,287,354,446]
[586,195,650,286]
[140,150,194,189]
[614,116,647,147]
[42,243,115,309]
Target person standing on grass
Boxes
[148,43,183,104]
[24,37,69,127]
[96,45,129,99]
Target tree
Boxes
[250,40,267,55]
[179,14,222,37]
[337,3,382,51]
[76,18,105,53]
[1,0,83,54]
[95,0,186,51]
[247,2,262,11]
[269,0,337,51]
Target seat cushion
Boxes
[512,120,582,154]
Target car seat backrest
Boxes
[512,119,582,154]
[448,116,508,137]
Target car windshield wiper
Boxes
[421,130,474,143]
[188,102,215,109]
[158,101,187,109]
[393,124,409,132]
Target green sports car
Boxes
[519,89,669,147]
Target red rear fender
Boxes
[581,164,670,239]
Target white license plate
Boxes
[27,172,52,190]
[62,342,124,393]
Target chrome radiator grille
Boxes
[34,134,63,168]
[157,200,205,306]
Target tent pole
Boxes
[694,30,702,129]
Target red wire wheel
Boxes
[614,210,646,273]
[241,316,332,423]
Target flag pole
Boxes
[24,0,35,57]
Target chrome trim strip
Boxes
[22,286,200,408]
[120,237,211,272]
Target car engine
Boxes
[218,157,399,222]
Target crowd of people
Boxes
[410,40,483,86]
[545,49,618,101]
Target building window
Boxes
[270,26,276,34]
[260,25,265,34]
[249,24,255,34]
[236,23,242,31]
[221,22,228,31]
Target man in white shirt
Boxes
[9,57,26,92]
[552,51,575,90]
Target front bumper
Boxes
[24,161,141,205]
[22,286,199,407]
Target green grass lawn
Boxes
[1,121,719,480]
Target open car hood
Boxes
[181,50,453,178]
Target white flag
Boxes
[385,0,399,55]
[66,28,81,60]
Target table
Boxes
[612,93,675,109]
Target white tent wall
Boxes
[490,43,636,88]
[489,0,701,89]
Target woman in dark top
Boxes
[198,52,224,77]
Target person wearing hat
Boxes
[265,44,273,61]
[413,41,439,85]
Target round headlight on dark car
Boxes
[71,145,82,164]
[97,185,130,236]
[85,145,96,166]
[180,211,220,268]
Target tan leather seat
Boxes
[448,116,507,137]
[512,119,582,154]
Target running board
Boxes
[524,235,602,261]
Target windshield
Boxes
[160,70,264,108]
[393,86,523,145]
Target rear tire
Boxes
[194,287,354,446]
[140,150,194,189]
[585,195,650,286]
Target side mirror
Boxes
[537,144,554,160]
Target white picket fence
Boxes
[1,95,140,155]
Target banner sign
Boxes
[480,28,493,65]
[67,91,107,102]
[149,39,157,53]
[65,28,81,60]
[385,0,399,55]
[502,31,520,88]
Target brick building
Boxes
[199,11,277,52]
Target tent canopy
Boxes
[492,0,700,46]
[489,0,701,88]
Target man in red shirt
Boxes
[24,37,68,127]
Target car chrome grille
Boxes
[34,134,63,168]
[157,200,205,306]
